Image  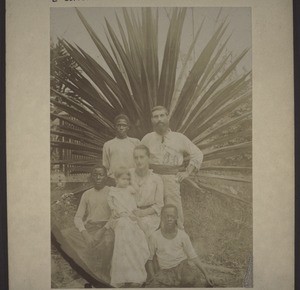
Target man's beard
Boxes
[153,122,169,134]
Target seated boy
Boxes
[58,165,115,282]
[146,204,213,288]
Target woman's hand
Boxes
[82,230,97,247]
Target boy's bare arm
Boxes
[74,193,88,232]
[191,257,214,287]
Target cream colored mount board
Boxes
[6,0,294,290]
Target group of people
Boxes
[60,106,213,288]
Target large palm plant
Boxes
[50,7,252,205]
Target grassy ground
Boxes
[52,244,88,288]
[51,177,252,288]
[181,181,252,287]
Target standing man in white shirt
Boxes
[141,106,203,229]
[102,114,140,178]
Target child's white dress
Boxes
[107,186,150,287]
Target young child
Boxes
[146,204,214,288]
[106,167,150,287]
[102,114,140,178]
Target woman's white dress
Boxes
[107,186,150,286]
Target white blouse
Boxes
[130,169,164,215]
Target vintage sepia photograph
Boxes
[50,7,252,288]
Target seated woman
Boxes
[130,144,164,237]
[106,166,150,288]
[55,165,114,283]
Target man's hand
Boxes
[82,230,97,247]
[176,171,190,182]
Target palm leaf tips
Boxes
[51,7,252,199]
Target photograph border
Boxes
[6,1,294,289]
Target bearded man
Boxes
[141,106,203,229]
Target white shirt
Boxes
[149,229,198,269]
[141,130,203,170]
[74,187,111,232]
[102,137,140,177]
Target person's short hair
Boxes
[114,166,130,179]
[134,144,150,157]
[91,164,107,175]
[161,204,178,217]
[151,106,169,116]
[114,114,130,125]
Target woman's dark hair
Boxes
[134,144,150,157]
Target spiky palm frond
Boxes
[51,7,252,203]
